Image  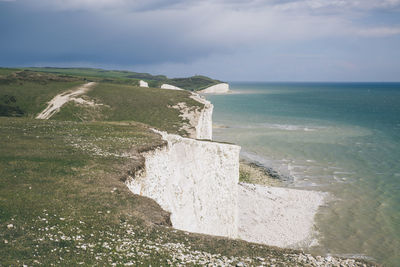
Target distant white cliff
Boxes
[198,83,230,94]
[139,80,149,87]
[126,131,240,238]
[161,84,183,90]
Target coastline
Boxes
[209,88,329,249]
[207,82,400,265]
[0,68,381,266]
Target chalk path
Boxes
[36,82,96,120]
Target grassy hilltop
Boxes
[23,67,222,91]
[0,69,202,135]
[0,68,376,266]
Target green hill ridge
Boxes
[22,67,222,91]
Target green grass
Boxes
[0,80,84,118]
[0,69,85,118]
[0,68,21,76]
[0,68,205,134]
[239,168,252,183]
[0,117,172,265]
[25,67,167,81]
[53,82,204,136]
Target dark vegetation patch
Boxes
[168,75,222,91]
[0,70,80,85]
[0,95,24,117]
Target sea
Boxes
[206,82,400,266]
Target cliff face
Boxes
[125,92,325,248]
[190,93,213,140]
[171,93,213,140]
[126,131,240,238]
[199,83,230,94]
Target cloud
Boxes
[357,26,400,37]
[270,0,400,11]
[15,0,400,12]
[1,0,400,81]
[5,1,400,50]
[14,0,398,44]
[22,0,193,11]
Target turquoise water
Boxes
[206,83,400,266]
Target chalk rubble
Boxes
[238,183,326,248]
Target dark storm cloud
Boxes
[1,0,400,81]
[0,1,225,66]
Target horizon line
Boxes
[1,66,399,83]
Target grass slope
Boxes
[0,69,203,136]
[0,118,170,265]
[0,70,84,118]
[52,82,203,136]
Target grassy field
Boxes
[24,67,167,81]
[1,69,203,136]
[0,70,84,118]
[0,68,21,76]
[0,117,170,265]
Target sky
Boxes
[1,0,400,81]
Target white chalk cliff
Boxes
[191,93,213,140]
[199,83,230,94]
[126,93,326,248]
[127,131,240,238]
[161,84,183,90]
[170,93,213,140]
[139,80,149,87]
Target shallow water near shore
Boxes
[206,82,400,266]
